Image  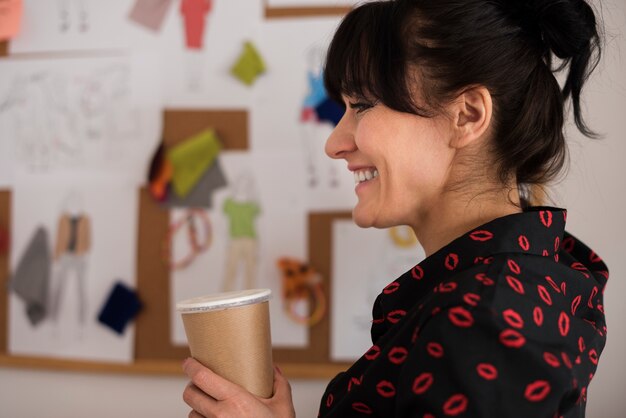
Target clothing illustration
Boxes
[180,0,212,50]
[319,207,608,418]
[49,212,91,325]
[222,195,260,292]
[300,69,340,188]
[10,226,51,326]
[128,0,174,32]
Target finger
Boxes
[183,382,217,417]
[272,366,293,402]
[183,357,243,401]
[188,410,206,418]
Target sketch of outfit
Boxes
[222,196,260,292]
[300,68,340,188]
[49,212,91,326]
[180,0,212,49]
[58,0,90,32]
[10,227,52,327]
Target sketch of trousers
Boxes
[222,238,258,292]
[48,254,88,326]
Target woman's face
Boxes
[325,95,457,230]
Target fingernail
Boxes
[275,365,282,375]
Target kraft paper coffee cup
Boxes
[177,289,274,398]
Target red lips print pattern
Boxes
[318,208,608,418]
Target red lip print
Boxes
[412,372,434,394]
[475,273,494,286]
[560,281,567,295]
[558,312,570,337]
[545,276,560,293]
[518,235,530,251]
[554,236,560,252]
[589,251,602,263]
[540,210,553,227]
[588,287,598,308]
[411,326,420,343]
[542,249,549,257]
[578,337,586,353]
[445,253,459,270]
[348,376,363,392]
[561,352,573,369]
[443,394,469,416]
[376,380,396,398]
[388,346,409,364]
[365,345,381,360]
[537,285,552,305]
[326,393,334,407]
[372,317,384,324]
[543,352,560,368]
[476,363,498,380]
[411,265,424,280]
[525,380,551,402]
[507,259,521,274]
[533,306,544,326]
[499,329,526,348]
[589,349,599,365]
[351,402,373,414]
[474,256,484,264]
[562,236,575,253]
[383,281,400,294]
[470,230,494,241]
[503,309,524,329]
[387,309,407,324]
[463,293,481,306]
[448,306,474,327]
[571,295,581,315]
[506,275,525,294]
[427,342,444,358]
[438,282,458,292]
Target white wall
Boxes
[1,1,625,417]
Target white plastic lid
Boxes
[176,289,272,314]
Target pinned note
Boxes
[0,0,23,41]
[231,41,266,86]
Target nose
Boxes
[325,112,357,160]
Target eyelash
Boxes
[349,101,375,114]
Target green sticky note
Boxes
[168,129,221,198]
[230,41,266,86]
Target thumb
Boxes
[271,366,293,402]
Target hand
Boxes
[182,358,296,418]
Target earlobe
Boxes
[450,86,492,149]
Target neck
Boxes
[412,186,522,257]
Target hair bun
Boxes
[507,0,598,59]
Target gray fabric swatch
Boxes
[162,158,228,209]
[10,226,51,326]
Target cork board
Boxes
[0,109,353,378]
[263,0,351,18]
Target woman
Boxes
[182,0,608,416]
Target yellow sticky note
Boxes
[231,41,266,86]
[0,0,23,41]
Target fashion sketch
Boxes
[221,172,261,292]
[48,191,92,328]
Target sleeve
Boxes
[395,306,578,418]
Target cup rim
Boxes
[176,289,271,313]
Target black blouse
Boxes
[318,207,608,418]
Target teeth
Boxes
[353,169,379,184]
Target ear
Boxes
[449,86,492,149]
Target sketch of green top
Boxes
[223,198,260,239]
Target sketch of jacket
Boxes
[54,213,91,259]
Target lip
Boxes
[348,164,377,172]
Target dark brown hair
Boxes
[324,0,602,188]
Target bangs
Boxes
[324,1,416,113]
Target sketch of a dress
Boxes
[49,195,92,327]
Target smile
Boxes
[353,168,379,184]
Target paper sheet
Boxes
[170,152,309,348]
[0,0,23,41]
[128,0,174,32]
[331,220,425,361]
[0,54,161,185]
[8,174,139,363]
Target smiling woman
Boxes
[182,1,609,417]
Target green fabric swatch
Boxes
[168,128,221,198]
[230,41,266,86]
